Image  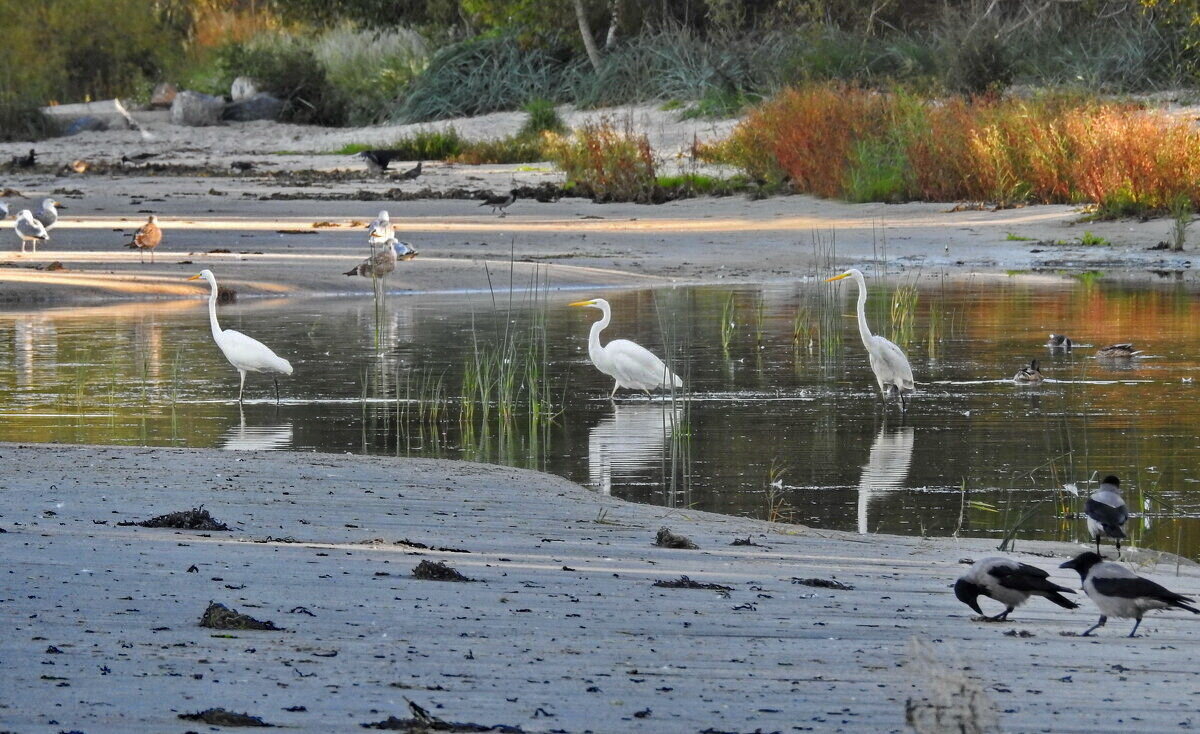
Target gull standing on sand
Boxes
[954,557,1078,621]
[127,215,162,263]
[187,269,293,403]
[34,198,63,233]
[569,298,683,399]
[367,210,394,246]
[1060,552,1199,637]
[1085,475,1128,555]
[824,269,915,410]
[344,237,418,278]
[14,210,48,253]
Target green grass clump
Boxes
[1005,233,1036,241]
[520,99,565,137]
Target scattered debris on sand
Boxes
[791,577,854,591]
[654,526,698,549]
[118,505,230,531]
[178,708,274,727]
[199,602,282,631]
[359,537,470,553]
[412,560,475,582]
[217,285,238,304]
[361,700,524,732]
[1004,629,1035,638]
[730,536,767,547]
[653,576,733,592]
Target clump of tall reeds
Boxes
[704,84,1200,216]
[544,118,658,202]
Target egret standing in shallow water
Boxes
[569,298,682,399]
[825,269,915,410]
[187,269,293,403]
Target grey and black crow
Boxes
[1060,551,1199,637]
[396,160,422,180]
[356,149,406,173]
[480,189,517,217]
[954,557,1078,621]
[1085,475,1128,555]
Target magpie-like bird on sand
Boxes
[396,160,422,180]
[1085,475,1128,555]
[1060,552,1199,637]
[954,557,1078,621]
[356,149,406,173]
[480,189,517,217]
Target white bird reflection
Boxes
[221,408,293,451]
[588,402,682,495]
[857,424,915,533]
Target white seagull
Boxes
[34,197,63,232]
[1085,475,1128,555]
[569,298,683,399]
[1060,552,1199,637]
[367,210,394,246]
[14,210,49,253]
[187,269,293,402]
[954,557,1078,621]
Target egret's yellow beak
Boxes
[824,273,851,282]
[187,274,202,281]
[568,299,595,307]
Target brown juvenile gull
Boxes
[344,237,417,278]
[127,214,162,263]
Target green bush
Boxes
[520,99,565,137]
[217,35,345,125]
[312,24,429,126]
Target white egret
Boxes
[187,269,293,402]
[14,210,48,253]
[569,298,683,399]
[824,269,915,409]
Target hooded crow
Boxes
[954,557,1078,621]
[1047,333,1072,349]
[480,189,517,216]
[1085,475,1128,555]
[1060,552,1199,637]
[396,159,422,180]
[356,149,405,173]
[1012,360,1044,383]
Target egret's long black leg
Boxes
[274,377,280,404]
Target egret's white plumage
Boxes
[825,269,915,408]
[34,198,61,232]
[367,210,394,246]
[569,298,683,399]
[14,209,48,253]
[188,269,292,402]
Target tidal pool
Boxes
[3,273,1200,557]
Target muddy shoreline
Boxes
[1,442,1197,732]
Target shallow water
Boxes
[3,273,1200,557]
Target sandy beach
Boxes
[1,443,1197,732]
[1,106,1195,305]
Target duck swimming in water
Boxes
[1047,334,1072,349]
[1096,343,1142,359]
[1012,359,1044,383]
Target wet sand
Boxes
[2,443,1197,732]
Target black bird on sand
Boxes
[1060,552,1199,637]
[1085,475,1128,555]
[480,189,517,217]
[396,159,422,180]
[954,556,1078,621]
[356,149,407,173]
[11,149,35,168]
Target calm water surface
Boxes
[4,274,1200,557]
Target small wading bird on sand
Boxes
[825,269,915,410]
[188,269,292,403]
[569,298,682,399]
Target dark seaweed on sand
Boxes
[791,577,855,590]
[119,505,230,531]
[179,708,274,726]
[654,526,698,549]
[200,602,282,631]
[412,560,475,582]
[653,576,734,591]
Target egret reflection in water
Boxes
[588,402,682,494]
[857,424,915,533]
[221,408,294,451]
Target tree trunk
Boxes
[574,0,603,73]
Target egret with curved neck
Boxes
[569,298,683,399]
[188,269,293,402]
[824,268,914,409]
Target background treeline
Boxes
[4,0,1200,136]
